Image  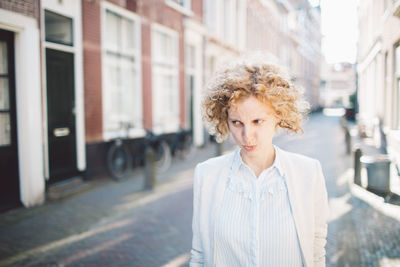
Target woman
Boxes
[190,60,329,267]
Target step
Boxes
[46,176,93,201]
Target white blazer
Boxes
[190,146,329,267]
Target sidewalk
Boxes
[0,142,230,266]
[346,121,400,200]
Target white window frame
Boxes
[165,0,193,16]
[101,2,144,140]
[151,23,180,134]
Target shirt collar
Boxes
[231,145,285,177]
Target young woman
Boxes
[190,61,329,267]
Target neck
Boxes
[240,145,275,177]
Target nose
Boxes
[242,125,254,144]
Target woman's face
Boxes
[227,95,278,157]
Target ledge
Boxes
[165,0,194,17]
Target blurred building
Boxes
[287,0,322,110]
[0,0,322,211]
[357,1,400,170]
[320,62,356,108]
[247,0,322,110]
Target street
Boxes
[0,112,400,266]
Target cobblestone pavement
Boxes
[274,112,400,267]
[0,112,399,266]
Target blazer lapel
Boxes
[276,147,311,267]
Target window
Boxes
[166,0,192,14]
[171,0,189,8]
[45,10,73,46]
[0,41,10,146]
[203,0,218,33]
[102,6,142,136]
[223,0,234,42]
[152,25,179,133]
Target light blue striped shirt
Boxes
[215,147,304,266]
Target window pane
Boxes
[123,18,136,52]
[0,41,7,74]
[185,44,195,69]
[120,57,136,126]
[45,10,73,46]
[105,56,120,131]
[0,113,11,146]
[152,29,179,130]
[106,10,121,51]
[171,0,185,6]
[0,78,9,110]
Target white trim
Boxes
[358,41,382,73]
[103,128,147,141]
[74,2,85,171]
[44,41,75,53]
[100,1,144,139]
[165,0,194,16]
[102,1,142,22]
[0,8,45,207]
[184,23,204,146]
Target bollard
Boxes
[353,147,362,185]
[216,142,223,156]
[345,127,351,155]
[144,146,157,190]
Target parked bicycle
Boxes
[106,122,134,181]
[145,130,172,173]
[172,127,193,160]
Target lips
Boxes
[243,145,256,151]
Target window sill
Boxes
[165,0,194,17]
[103,128,146,141]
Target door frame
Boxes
[41,2,85,182]
[0,8,45,207]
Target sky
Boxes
[318,0,359,64]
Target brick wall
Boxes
[141,21,152,130]
[82,0,103,143]
[191,0,203,22]
[82,0,188,139]
[0,0,39,19]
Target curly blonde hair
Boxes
[202,60,310,142]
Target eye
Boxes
[253,119,263,124]
[231,120,241,126]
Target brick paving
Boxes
[0,112,399,266]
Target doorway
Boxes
[0,29,21,212]
[46,48,79,183]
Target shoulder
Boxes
[196,150,235,170]
[194,151,235,181]
[277,146,320,169]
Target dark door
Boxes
[46,48,78,183]
[0,29,21,212]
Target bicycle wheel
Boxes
[180,134,194,159]
[106,143,132,181]
[154,141,172,173]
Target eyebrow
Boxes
[228,117,267,121]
